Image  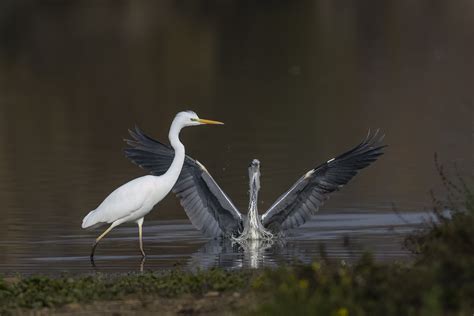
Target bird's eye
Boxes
[190,118,198,122]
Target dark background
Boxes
[0,0,472,269]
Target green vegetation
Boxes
[0,269,252,314]
[249,160,473,315]
[249,240,472,315]
[1,162,472,315]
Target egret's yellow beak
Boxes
[197,118,224,125]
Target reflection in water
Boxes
[237,239,276,269]
[0,211,425,275]
[182,211,424,271]
[189,238,277,270]
[187,231,382,271]
[186,210,428,270]
[90,255,147,273]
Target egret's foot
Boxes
[90,242,98,260]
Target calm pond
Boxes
[0,0,472,275]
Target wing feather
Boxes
[124,126,243,238]
[262,130,386,233]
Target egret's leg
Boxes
[140,256,146,273]
[90,223,116,259]
[137,218,146,257]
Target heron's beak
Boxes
[197,118,224,125]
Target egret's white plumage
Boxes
[82,111,223,259]
[82,175,165,228]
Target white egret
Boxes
[82,111,223,259]
[125,128,385,239]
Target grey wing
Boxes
[124,126,244,238]
[261,130,386,233]
[124,126,177,176]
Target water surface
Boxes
[0,0,472,274]
[0,211,428,275]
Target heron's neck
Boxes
[248,181,260,226]
[163,120,185,182]
[233,168,273,241]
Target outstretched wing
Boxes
[124,127,243,238]
[261,130,386,233]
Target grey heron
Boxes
[124,127,385,240]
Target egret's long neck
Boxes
[162,120,185,182]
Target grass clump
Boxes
[248,251,471,316]
[0,268,252,314]
[248,160,473,316]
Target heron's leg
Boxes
[137,217,146,257]
[90,223,116,259]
